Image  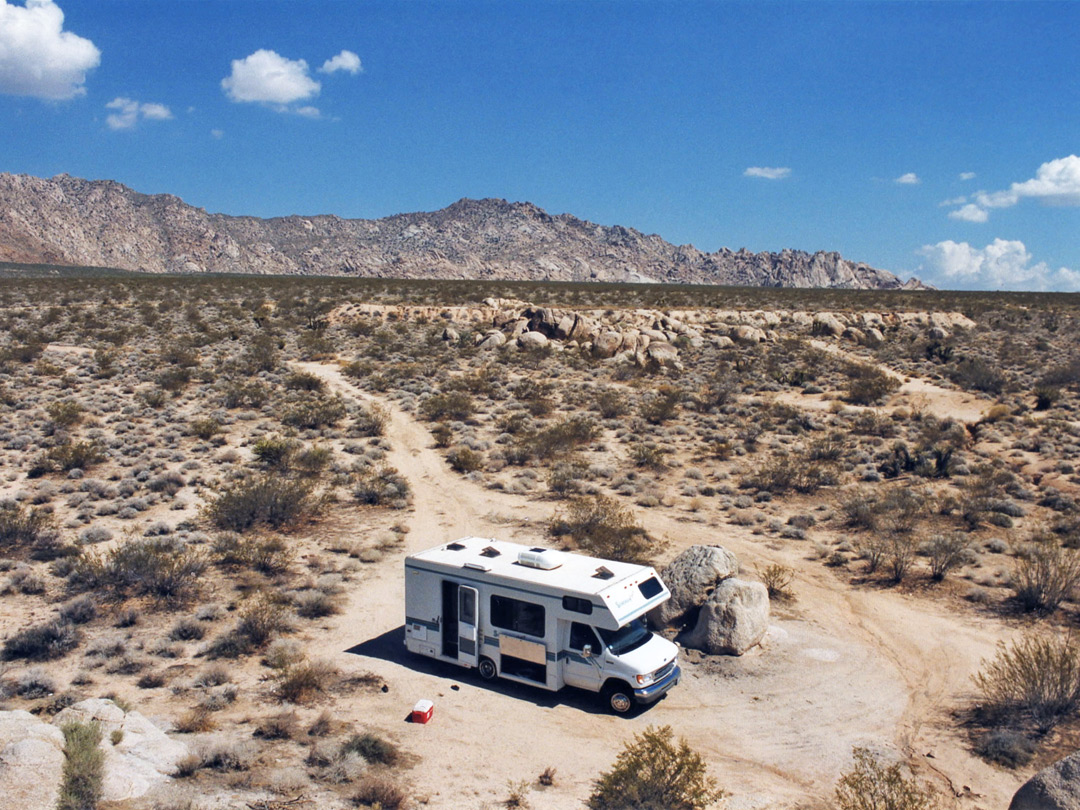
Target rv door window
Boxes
[490,594,546,638]
[569,622,601,651]
[562,595,593,615]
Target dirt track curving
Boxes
[295,360,1023,809]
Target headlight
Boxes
[636,673,652,685]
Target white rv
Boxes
[404,537,680,713]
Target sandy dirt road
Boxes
[293,360,1023,809]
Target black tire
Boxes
[603,682,634,714]
[477,657,497,681]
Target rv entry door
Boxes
[458,585,479,667]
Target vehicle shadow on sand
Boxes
[345,625,659,717]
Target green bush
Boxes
[285,371,325,392]
[57,721,104,810]
[353,403,390,437]
[47,399,83,427]
[0,501,62,556]
[47,440,105,472]
[419,391,475,421]
[447,446,485,473]
[206,476,322,532]
[551,495,656,565]
[845,363,901,405]
[221,380,270,409]
[587,725,723,810]
[251,435,299,469]
[834,748,937,810]
[518,415,598,461]
[212,532,293,575]
[282,394,346,429]
[353,464,410,508]
[189,417,221,440]
[639,386,683,424]
[950,358,1006,394]
[973,631,1080,729]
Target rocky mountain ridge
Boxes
[0,173,925,288]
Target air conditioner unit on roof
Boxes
[517,548,562,570]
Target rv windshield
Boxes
[597,617,651,656]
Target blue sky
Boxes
[1,1,1078,290]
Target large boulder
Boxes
[52,699,189,802]
[682,578,770,656]
[649,544,740,629]
[1010,750,1080,810]
[592,331,622,359]
[478,331,506,350]
[517,331,549,350]
[812,312,846,337]
[0,709,66,810]
[644,341,680,368]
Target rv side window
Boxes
[569,622,600,651]
[490,595,546,638]
[638,576,663,599]
[562,596,593,615]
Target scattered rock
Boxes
[477,331,506,350]
[0,710,65,810]
[517,331,549,350]
[682,578,770,656]
[592,331,622,359]
[812,313,845,337]
[1010,750,1080,810]
[644,341,680,368]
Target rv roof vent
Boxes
[517,548,562,570]
[446,542,466,551]
[464,562,490,572]
[480,546,501,558]
[592,566,615,580]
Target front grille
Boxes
[652,659,676,683]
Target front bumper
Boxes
[633,664,681,704]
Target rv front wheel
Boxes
[478,657,497,681]
[604,683,634,714]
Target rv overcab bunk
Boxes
[404,537,681,714]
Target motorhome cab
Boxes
[404,537,681,713]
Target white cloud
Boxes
[320,49,362,75]
[221,49,320,106]
[947,204,988,223]
[0,0,99,100]
[105,97,172,130]
[210,129,224,139]
[895,172,920,185]
[939,196,967,207]
[919,238,1080,291]
[294,105,321,118]
[959,172,976,181]
[951,155,1080,222]
[743,166,790,180]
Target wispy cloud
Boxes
[0,0,100,100]
[959,172,976,181]
[919,238,1079,291]
[895,172,920,185]
[320,50,362,75]
[105,97,173,130]
[743,166,791,180]
[947,203,988,223]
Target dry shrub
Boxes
[353,773,409,809]
[1012,542,1080,612]
[924,533,971,582]
[353,464,410,508]
[342,731,401,766]
[844,363,901,405]
[174,707,216,734]
[69,538,206,605]
[587,725,723,810]
[275,658,338,703]
[2,618,80,661]
[757,564,795,600]
[973,630,1080,729]
[551,494,657,565]
[254,710,299,740]
[206,475,323,532]
[834,748,936,810]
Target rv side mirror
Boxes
[582,644,593,659]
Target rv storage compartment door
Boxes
[458,585,479,667]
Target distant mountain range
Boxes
[0,173,925,289]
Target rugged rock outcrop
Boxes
[0,173,927,289]
[1010,750,1080,810]
[0,699,188,807]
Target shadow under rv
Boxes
[402,537,681,714]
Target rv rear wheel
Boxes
[477,657,497,681]
[604,683,634,714]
